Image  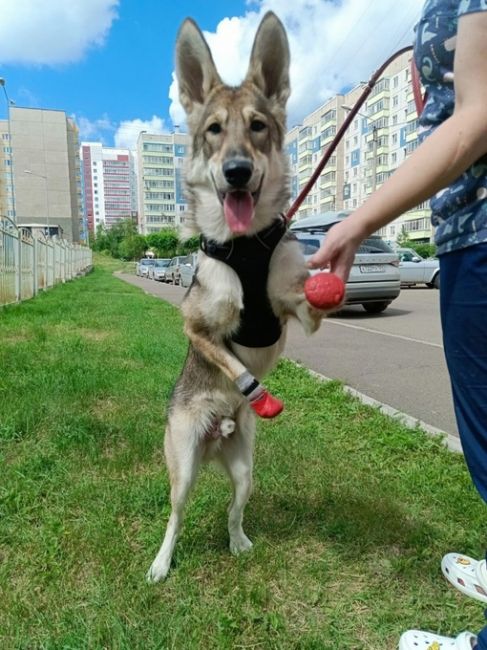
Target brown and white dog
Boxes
[147,11,327,583]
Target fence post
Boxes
[33,234,38,296]
[15,228,21,302]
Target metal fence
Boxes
[0,216,93,307]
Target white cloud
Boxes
[0,0,119,65]
[114,116,169,151]
[76,114,168,152]
[169,0,425,127]
[76,114,116,145]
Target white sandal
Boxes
[441,553,487,604]
[399,629,477,649]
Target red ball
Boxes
[304,272,345,310]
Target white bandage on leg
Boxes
[235,370,264,403]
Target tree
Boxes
[408,242,437,259]
[396,225,411,247]
[119,234,147,260]
[90,219,146,259]
[146,230,179,258]
[179,235,200,254]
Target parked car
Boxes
[148,258,171,281]
[136,258,156,277]
[166,256,188,285]
[397,247,440,288]
[178,253,198,288]
[291,211,401,313]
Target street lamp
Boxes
[0,77,17,223]
[24,169,50,236]
[341,104,368,120]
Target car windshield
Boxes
[154,260,169,267]
[295,237,322,255]
[358,238,395,254]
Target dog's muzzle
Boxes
[222,158,253,189]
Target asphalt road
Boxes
[118,273,458,443]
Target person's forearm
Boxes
[348,107,487,237]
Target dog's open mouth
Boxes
[217,178,263,234]
[222,191,254,234]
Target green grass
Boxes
[0,256,485,649]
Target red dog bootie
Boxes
[250,390,284,418]
[304,272,345,310]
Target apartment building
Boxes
[136,131,191,234]
[7,107,84,242]
[287,97,347,217]
[286,51,431,243]
[80,143,137,234]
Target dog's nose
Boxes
[222,159,253,188]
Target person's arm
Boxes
[308,12,487,281]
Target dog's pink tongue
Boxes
[223,191,254,233]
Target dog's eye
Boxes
[250,120,267,132]
[207,123,222,135]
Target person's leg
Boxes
[439,243,487,502]
[439,243,487,649]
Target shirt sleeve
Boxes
[458,0,487,17]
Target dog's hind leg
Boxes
[219,405,255,555]
[146,423,202,583]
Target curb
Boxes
[301,365,462,454]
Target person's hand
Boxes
[307,217,366,284]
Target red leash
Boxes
[285,45,416,222]
[411,55,427,115]
[253,47,427,420]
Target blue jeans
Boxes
[440,243,487,648]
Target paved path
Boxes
[117,273,459,449]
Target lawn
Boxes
[0,256,485,650]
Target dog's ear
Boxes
[245,12,290,109]
[176,18,222,114]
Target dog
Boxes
[146,11,328,583]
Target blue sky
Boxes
[0,0,424,150]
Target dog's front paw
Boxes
[229,533,253,555]
[296,299,323,335]
[146,557,171,584]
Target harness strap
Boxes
[200,217,287,348]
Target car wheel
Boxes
[362,301,390,314]
[433,273,440,289]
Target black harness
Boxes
[200,217,288,348]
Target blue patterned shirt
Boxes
[414,0,487,255]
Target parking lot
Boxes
[119,273,458,446]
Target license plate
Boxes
[360,264,385,273]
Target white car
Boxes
[136,258,155,277]
[397,248,440,288]
[148,258,170,281]
[178,253,198,288]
